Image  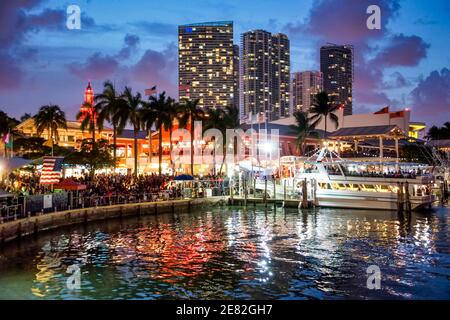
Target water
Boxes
[0,205,448,300]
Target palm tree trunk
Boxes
[50,126,54,156]
[134,128,138,178]
[190,115,194,176]
[148,129,152,165]
[169,127,173,175]
[158,125,163,176]
[324,115,327,140]
[92,120,96,148]
[113,124,117,171]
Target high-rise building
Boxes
[233,44,240,110]
[178,21,235,109]
[320,44,353,115]
[241,30,290,122]
[271,33,290,119]
[291,71,323,113]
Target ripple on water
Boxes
[0,205,448,299]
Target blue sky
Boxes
[0,0,449,126]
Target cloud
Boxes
[116,34,140,59]
[67,53,120,80]
[128,21,177,36]
[410,68,450,125]
[0,52,23,90]
[0,1,99,92]
[283,0,431,111]
[382,72,412,89]
[372,34,429,68]
[285,0,400,43]
[66,36,177,95]
[414,18,437,25]
[130,43,177,94]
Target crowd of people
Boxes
[1,171,228,198]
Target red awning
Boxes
[54,179,87,191]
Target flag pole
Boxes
[10,129,13,159]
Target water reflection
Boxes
[0,205,448,299]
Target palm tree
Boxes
[204,107,227,175]
[425,122,450,140]
[222,105,240,174]
[95,81,128,169]
[140,100,157,169]
[290,110,318,155]
[309,92,339,138]
[34,105,67,156]
[178,99,205,175]
[121,87,144,177]
[203,105,240,174]
[76,102,102,147]
[146,92,177,175]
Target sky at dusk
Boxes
[0,0,449,127]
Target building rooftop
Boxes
[240,123,327,138]
[328,125,404,139]
[179,21,233,27]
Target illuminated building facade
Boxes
[178,21,235,109]
[271,33,290,119]
[291,71,323,113]
[78,82,96,122]
[320,44,353,115]
[241,30,290,122]
[233,44,240,110]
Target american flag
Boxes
[144,85,157,96]
[179,82,191,91]
[40,156,64,185]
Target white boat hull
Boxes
[315,190,435,211]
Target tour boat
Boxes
[284,148,436,211]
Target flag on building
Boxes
[2,131,13,149]
[144,86,157,96]
[40,156,64,185]
[389,110,406,118]
[374,106,390,114]
[179,82,191,91]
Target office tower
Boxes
[233,44,240,110]
[320,44,353,115]
[241,30,290,122]
[178,21,234,109]
[291,71,323,113]
[271,33,290,119]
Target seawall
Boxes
[0,197,226,244]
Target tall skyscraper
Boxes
[320,44,353,115]
[241,30,290,122]
[178,21,235,109]
[233,44,240,110]
[291,71,323,113]
[271,33,290,119]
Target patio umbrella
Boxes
[174,174,194,181]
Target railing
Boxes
[0,180,229,224]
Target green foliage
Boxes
[33,105,67,148]
[65,139,115,176]
[400,143,434,165]
[289,111,318,154]
[309,91,340,137]
[425,122,450,140]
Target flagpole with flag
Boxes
[145,85,157,96]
